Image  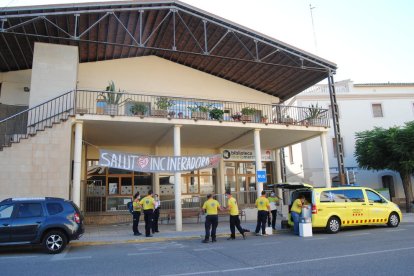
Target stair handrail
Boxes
[0,90,75,124]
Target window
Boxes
[46,203,64,215]
[332,137,345,158]
[343,189,365,202]
[366,190,383,203]
[372,103,383,117]
[320,190,346,203]
[17,203,43,218]
[0,204,14,219]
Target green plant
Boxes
[305,103,323,119]
[101,80,127,105]
[241,107,257,115]
[187,104,212,113]
[155,97,174,110]
[130,102,148,115]
[209,108,224,120]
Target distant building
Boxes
[296,79,414,202]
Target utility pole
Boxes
[309,4,318,53]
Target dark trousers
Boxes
[132,211,141,234]
[229,215,244,238]
[255,210,268,234]
[204,215,218,241]
[143,209,154,236]
[152,208,160,233]
[268,210,277,229]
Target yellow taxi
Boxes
[276,183,403,234]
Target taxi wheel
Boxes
[326,217,341,234]
[387,212,400,227]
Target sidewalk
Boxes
[71,212,414,246]
[71,220,263,246]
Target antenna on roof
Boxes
[309,3,318,53]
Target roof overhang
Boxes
[0,0,337,101]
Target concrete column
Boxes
[320,132,331,188]
[274,148,284,205]
[153,147,160,196]
[218,148,225,195]
[72,121,83,207]
[254,129,263,197]
[174,125,182,231]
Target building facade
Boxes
[296,79,414,202]
[0,1,337,225]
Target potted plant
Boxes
[305,103,324,125]
[241,107,257,121]
[130,102,148,117]
[261,115,268,123]
[232,112,242,121]
[280,114,294,124]
[209,107,224,121]
[100,81,129,116]
[177,112,184,119]
[153,97,174,117]
[188,104,211,120]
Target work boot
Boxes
[202,239,209,243]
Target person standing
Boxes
[267,192,279,230]
[225,191,246,240]
[201,194,221,243]
[152,194,161,234]
[132,192,142,236]
[140,190,155,237]
[255,191,270,236]
[291,195,306,235]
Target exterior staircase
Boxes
[0,91,75,151]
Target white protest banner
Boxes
[99,149,221,173]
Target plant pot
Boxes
[191,111,209,120]
[307,118,320,126]
[241,115,253,122]
[104,104,118,116]
[280,117,294,124]
[152,109,169,117]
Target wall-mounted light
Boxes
[23,87,30,92]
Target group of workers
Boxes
[131,189,302,241]
[131,190,160,237]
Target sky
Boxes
[1,0,413,84]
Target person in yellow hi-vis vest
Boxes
[255,191,270,236]
[291,195,306,235]
[267,192,280,230]
[225,190,246,240]
[201,194,222,243]
[132,192,142,236]
[140,190,155,237]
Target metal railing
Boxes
[0,89,329,150]
[75,90,330,127]
[0,91,75,149]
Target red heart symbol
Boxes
[137,156,149,169]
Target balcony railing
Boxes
[75,90,330,127]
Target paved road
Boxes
[1,223,414,276]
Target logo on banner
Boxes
[137,156,149,169]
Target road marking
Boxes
[385,228,407,232]
[0,255,37,260]
[162,245,414,276]
[128,251,163,256]
[53,256,92,261]
[302,237,328,241]
[345,232,370,237]
[252,241,281,246]
[193,247,224,251]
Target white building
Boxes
[296,79,414,202]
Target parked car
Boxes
[274,183,402,234]
[0,197,84,253]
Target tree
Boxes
[355,122,414,213]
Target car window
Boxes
[17,203,44,218]
[0,204,14,219]
[343,189,365,202]
[46,203,64,215]
[366,190,383,203]
[320,190,346,203]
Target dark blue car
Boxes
[0,197,84,254]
